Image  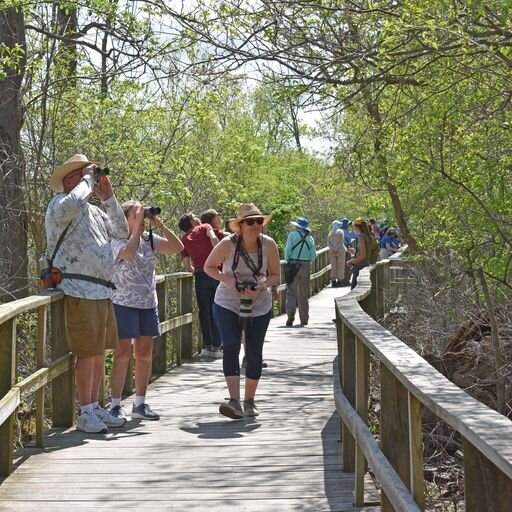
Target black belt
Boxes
[62,273,116,290]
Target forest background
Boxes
[1,2,511,401]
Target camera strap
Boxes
[49,219,74,264]
[60,273,116,290]
[231,234,262,280]
[290,233,309,261]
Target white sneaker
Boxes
[76,411,108,434]
[94,406,126,427]
[210,348,223,358]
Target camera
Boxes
[236,280,257,319]
[144,206,161,218]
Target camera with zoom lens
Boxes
[144,206,161,218]
[236,280,257,319]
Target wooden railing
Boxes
[333,258,512,511]
[0,247,331,478]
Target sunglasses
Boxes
[242,217,264,226]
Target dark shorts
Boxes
[64,296,119,357]
[113,304,160,340]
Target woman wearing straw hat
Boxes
[204,203,280,419]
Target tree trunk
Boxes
[365,98,419,251]
[0,8,28,302]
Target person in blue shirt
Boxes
[379,227,401,259]
[284,217,317,327]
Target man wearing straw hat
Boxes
[45,154,128,434]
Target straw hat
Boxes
[49,154,98,192]
[226,203,272,233]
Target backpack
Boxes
[369,234,379,264]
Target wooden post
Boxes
[341,321,356,472]
[152,278,168,375]
[376,264,385,319]
[178,275,193,361]
[51,298,75,428]
[464,438,512,512]
[354,337,369,506]
[0,317,16,476]
[36,305,47,447]
[408,392,425,510]
[382,262,390,314]
[380,364,411,511]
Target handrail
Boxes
[0,246,331,478]
[333,258,512,510]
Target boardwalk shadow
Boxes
[179,419,261,439]
[12,422,150,471]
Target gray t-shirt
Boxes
[214,234,272,316]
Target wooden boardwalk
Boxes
[0,287,380,511]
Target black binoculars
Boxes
[144,206,161,218]
[93,166,109,177]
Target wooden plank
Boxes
[50,298,75,428]
[36,305,47,447]
[334,267,512,480]
[333,359,420,512]
[0,317,16,476]
[0,286,381,510]
[464,438,512,512]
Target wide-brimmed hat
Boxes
[290,217,310,231]
[50,154,98,192]
[226,203,272,232]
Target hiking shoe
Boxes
[219,399,244,419]
[210,348,223,358]
[108,405,127,420]
[94,406,126,427]
[132,403,160,420]
[201,347,213,357]
[286,316,294,327]
[76,411,108,434]
[243,399,260,417]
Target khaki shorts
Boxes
[64,296,119,357]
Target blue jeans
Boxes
[213,304,271,380]
[195,271,221,349]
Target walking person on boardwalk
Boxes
[346,217,371,289]
[204,204,280,419]
[178,212,222,357]
[284,217,317,327]
[45,154,128,434]
[108,201,183,422]
[327,220,347,288]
